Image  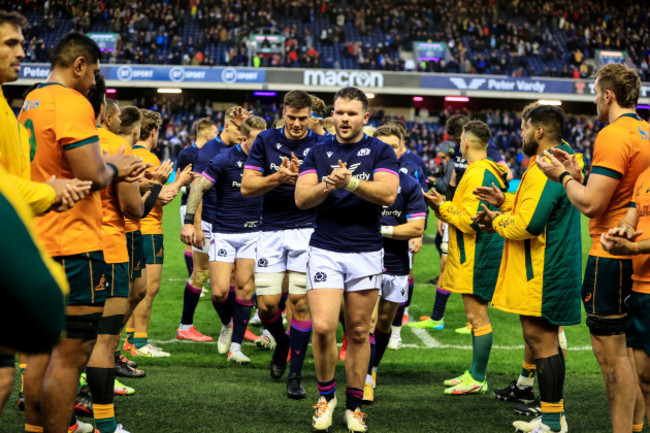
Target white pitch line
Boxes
[409,327,441,348]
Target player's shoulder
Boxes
[257,127,279,142]
[398,170,419,191]
[98,128,128,153]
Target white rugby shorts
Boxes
[380,274,409,304]
[209,231,259,263]
[307,246,383,292]
[255,228,313,273]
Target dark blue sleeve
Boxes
[300,146,317,174]
[245,135,266,172]
[487,144,505,163]
[203,154,225,183]
[194,147,209,174]
[405,179,428,219]
[374,143,399,175]
[176,147,194,172]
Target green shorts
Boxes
[54,251,106,306]
[126,231,144,279]
[98,262,129,298]
[582,256,632,316]
[142,234,164,265]
[626,292,650,355]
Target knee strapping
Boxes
[66,313,101,340]
[255,272,284,296]
[288,272,307,295]
[97,315,125,336]
[440,241,449,254]
[586,316,626,336]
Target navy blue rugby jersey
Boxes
[452,143,504,182]
[176,143,198,206]
[195,135,229,224]
[400,149,428,190]
[382,172,427,275]
[244,127,323,231]
[203,144,262,234]
[300,134,399,253]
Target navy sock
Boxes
[289,318,312,376]
[430,288,451,320]
[346,387,363,411]
[392,304,405,327]
[183,251,193,277]
[261,309,289,347]
[212,289,235,326]
[367,333,376,375]
[231,298,254,345]
[373,328,391,368]
[318,378,336,401]
[404,276,415,308]
[278,292,288,312]
[181,281,202,325]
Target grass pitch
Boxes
[2,200,636,432]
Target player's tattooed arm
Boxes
[180,176,213,246]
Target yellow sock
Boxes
[25,424,43,432]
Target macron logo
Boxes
[276,143,282,150]
[236,161,242,167]
[449,78,486,90]
[326,151,333,158]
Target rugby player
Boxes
[125,109,194,358]
[0,11,91,418]
[177,118,218,279]
[601,163,650,433]
[362,123,426,402]
[425,120,508,396]
[537,63,650,433]
[179,106,248,346]
[474,105,582,433]
[380,120,426,348]
[296,87,399,432]
[18,32,144,433]
[241,90,323,399]
[85,74,149,433]
[309,94,329,136]
[182,116,266,363]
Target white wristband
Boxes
[380,226,394,238]
[345,177,360,192]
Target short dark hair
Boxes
[521,102,541,121]
[333,87,368,111]
[446,114,469,138]
[105,98,119,117]
[0,11,27,28]
[594,63,641,109]
[119,106,142,134]
[527,105,566,143]
[51,33,101,69]
[139,109,162,141]
[284,91,312,110]
[462,120,491,147]
[86,73,106,119]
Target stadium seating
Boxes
[15,0,649,80]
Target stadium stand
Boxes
[10,0,649,80]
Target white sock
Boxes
[404,307,410,316]
[230,342,241,353]
[365,373,374,386]
[179,324,192,331]
[516,374,534,389]
[224,320,233,328]
[391,325,402,337]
